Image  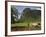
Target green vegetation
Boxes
[11,6,41,31]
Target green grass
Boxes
[11,22,32,27]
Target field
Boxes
[11,22,41,31]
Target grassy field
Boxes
[11,22,41,31]
[11,23,32,27]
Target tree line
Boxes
[11,7,41,24]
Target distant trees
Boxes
[21,8,41,23]
[20,8,32,23]
[11,6,18,24]
[31,10,41,21]
[23,8,31,18]
[11,6,41,24]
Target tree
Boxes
[11,6,18,24]
[31,10,41,21]
[23,8,31,18]
[21,8,32,22]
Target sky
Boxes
[11,5,41,13]
[11,5,41,19]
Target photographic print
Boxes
[6,1,45,36]
[11,6,41,31]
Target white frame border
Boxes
[7,2,45,35]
